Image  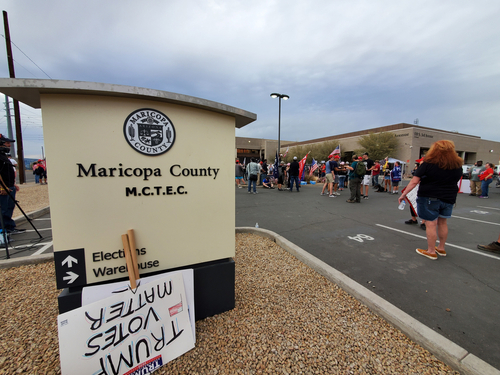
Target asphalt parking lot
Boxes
[2,180,499,369]
[0,213,53,260]
[236,180,500,369]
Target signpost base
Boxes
[57,257,235,321]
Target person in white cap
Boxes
[289,156,300,192]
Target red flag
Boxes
[298,152,310,180]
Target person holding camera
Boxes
[0,134,25,234]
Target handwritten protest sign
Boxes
[81,270,196,342]
[402,184,419,215]
[58,272,195,375]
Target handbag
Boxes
[249,174,257,181]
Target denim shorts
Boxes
[416,196,454,221]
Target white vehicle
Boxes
[462,164,473,179]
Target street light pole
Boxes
[270,93,289,163]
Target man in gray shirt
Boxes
[469,160,486,196]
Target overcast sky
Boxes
[1,0,499,158]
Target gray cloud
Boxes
[1,0,499,157]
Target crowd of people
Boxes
[235,153,408,199]
[236,140,499,258]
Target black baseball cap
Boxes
[0,134,15,142]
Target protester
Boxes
[331,155,342,196]
[285,163,290,190]
[36,159,48,184]
[404,157,426,229]
[318,162,326,184]
[259,160,268,186]
[398,140,462,260]
[262,176,275,189]
[371,160,381,187]
[338,161,347,191]
[469,160,485,196]
[478,162,495,198]
[235,160,244,188]
[477,233,500,254]
[382,159,391,192]
[361,152,374,199]
[246,158,260,194]
[289,156,300,192]
[343,162,349,189]
[390,161,402,194]
[0,134,25,234]
[345,155,362,203]
[32,161,40,184]
[277,161,286,191]
[321,155,335,197]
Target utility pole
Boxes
[3,10,25,183]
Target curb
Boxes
[0,253,53,269]
[13,206,50,225]
[236,227,500,375]
[0,207,53,269]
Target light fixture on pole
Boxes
[270,93,289,163]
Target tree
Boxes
[356,132,398,161]
[282,140,342,164]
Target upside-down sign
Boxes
[57,272,194,375]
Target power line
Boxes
[0,34,52,79]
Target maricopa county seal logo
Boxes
[123,108,175,156]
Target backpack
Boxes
[355,161,366,177]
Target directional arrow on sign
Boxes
[61,255,78,268]
[54,249,86,289]
[63,271,79,284]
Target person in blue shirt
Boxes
[390,161,402,194]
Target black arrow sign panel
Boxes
[54,248,87,289]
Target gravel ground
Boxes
[13,183,50,219]
[0,232,459,374]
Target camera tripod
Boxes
[0,176,42,259]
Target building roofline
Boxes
[0,78,257,128]
[283,123,480,147]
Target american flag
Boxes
[329,145,341,157]
[309,158,318,175]
[283,147,289,158]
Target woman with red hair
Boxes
[398,140,463,260]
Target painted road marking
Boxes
[477,206,500,211]
[32,242,53,255]
[348,234,374,242]
[376,224,500,260]
[24,228,52,233]
[451,215,500,226]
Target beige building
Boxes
[235,137,295,162]
[237,123,500,167]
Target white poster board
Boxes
[402,184,419,215]
[58,272,195,375]
[81,269,196,343]
[459,178,471,194]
